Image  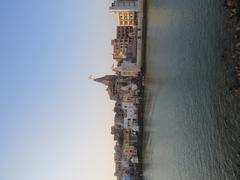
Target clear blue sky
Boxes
[0,0,116,180]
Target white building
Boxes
[130,156,139,164]
[114,62,140,77]
[122,102,139,131]
[120,158,130,168]
[122,102,136,111]
[121,83,138,92]
[124,120,139,131]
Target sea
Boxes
[143,0,240,180]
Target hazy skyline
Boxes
[0,0,117,180]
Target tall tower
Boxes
[94,75,118,100]
[94,75,116,86]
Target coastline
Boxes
[132,0,147,178]
[224,0,240,97]
[137,0,147,174]
[94,0,240,179]
[222,1,240,177]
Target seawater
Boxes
[143,0,240,180]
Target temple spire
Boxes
[94,75,116,86]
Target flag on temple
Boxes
[88,75,93,79]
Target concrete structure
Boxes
[120,83,138,92]
[123,145,137,158]
[136,0,144,68]
[114,62,140,77]
[123,118,139,131]
[111,126,123,141]
[122,93,140,104]
[130,156,139,164]
[122,102,137,113]
[122,102,139,131]
[112,26,137,61]
[109,0,138,26]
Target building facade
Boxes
[112,26,137,61]
[114,62,140,77]
[109,0,138,27]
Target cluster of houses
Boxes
[94,1,144,180]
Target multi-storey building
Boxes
[113,62,140,77]
[112,26,137,61]
[109,0,138,27]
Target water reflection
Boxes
[143,0,240,179]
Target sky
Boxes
[0,0,117,180]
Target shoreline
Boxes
[94,1,148,179]
[94,0,239,179]
[224,0,240,97]
[137,0,147,175]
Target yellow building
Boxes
[109,0,138,26]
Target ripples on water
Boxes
[143,0,240,180]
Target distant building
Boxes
[113,62,140,77]
[94,75,118,100]
[112,26,137,61]
[122,102,136,112]
[122,102,139,131]
[122,93,140,104]
[123,145,137,158]
[109,0,138,27]
[94,75,138,101]
[111,126,123,141]
[94,1,143,179]
[121,83,138,92]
